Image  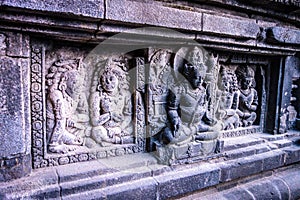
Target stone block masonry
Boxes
[0,0,299,199]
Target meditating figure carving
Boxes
[216,66,240,130]
[236,66,258,127]
[159,47,220,146]
[90,56,133,147]
[46,59,88,153]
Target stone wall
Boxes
[0,0,299,198]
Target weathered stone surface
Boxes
[0,167,59,199]
[0,12,98,32]
[0,32,31,182]
[63,177,157,200]
[282,146,300,164]
[224,146,257,160]
[1,0,104,19]
[202,14,260,39]
[272,139,292,148]
[223,135,264,151]
[220,156,263,182]
[0,154,31,182]
[104,178,157,200]
[56,160,113,183]
[0,57,25,158]
[223,188,255,200]
[156,164,220,199]
[247,180,281,200]
[276,169,300,200]
[19,58,31,156]
[5,32,30,57]
[61,167,151,196]
[106,0,202,31]
[261,150,285,171]
[178,164,300,200]
[272,178,290,200]
[266,26,300,44]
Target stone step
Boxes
[222,132,296,152]
[60,166,152,197]
[60,146,300,199]
[223,138,294,160]
[178,164,300,200]
[62,177,158,200]
[1,134,300,199]
[222,134,266,151]
[223,143,270,160]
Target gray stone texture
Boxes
[103,178,158,200]
[0,57,24,157]
[1,0,104,19]
[0,167,59,199]
[106,0,203,31]
[0,154,31,182]
[267,27,300,44]
[223,188,255,200]
[202,14,260,39]
[156,164,220,199]
[277,169,300,200]
[219,157,263,182]
[283,146,300,164]
[0,31,31,181]
[0,1,299,200]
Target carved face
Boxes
[101,74,118,92]
[65,70,81,97]
[183,64,203,89]
[241,77,253,89]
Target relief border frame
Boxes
[30,42,146,169]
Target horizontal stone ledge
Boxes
[106,0,203,31]
[266,26,300,45]
[155,164,221,199]
[0,11,99,32]
[1,0,104,19]
[202,13,260,39]
[189,165,300,200]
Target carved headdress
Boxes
[173,46,208,81]
[46,59,82,90]
[235,65,256,88]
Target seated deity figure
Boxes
[90,57,133,147]
[159,47,220,146]
[46,59,89,153]
[236,66,258,127]
[216,66,240,130]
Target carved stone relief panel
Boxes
[30,39,266,167]
[31,41,146,168]
[146,47,265,164]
